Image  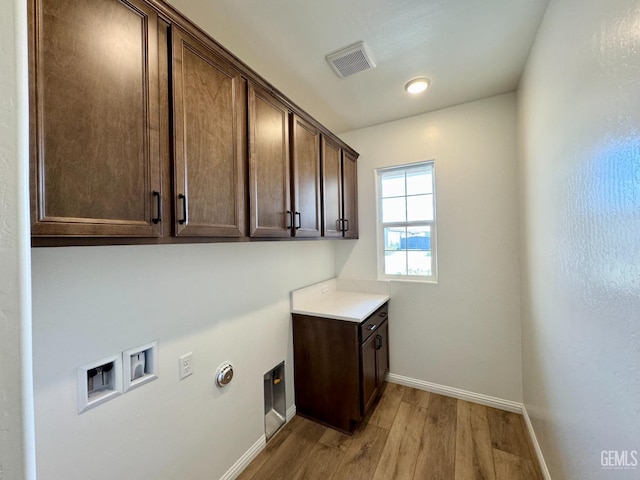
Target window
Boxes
[377,161,437,281]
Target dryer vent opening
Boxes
[264,361,286,440]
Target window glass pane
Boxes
[385,251,407,275]
[406,170,432,195]
[384,227,405,250]
[407,194,433,221]
[382,197,406,223]
[381,173,405,198]
[406,226,431,250]
[407,251,432,276]
[378,161,436,279]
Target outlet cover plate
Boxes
[179,352,193,380]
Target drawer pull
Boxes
[379,311,387,318]
[367,324,377,331]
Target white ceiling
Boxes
[170,0,549,133]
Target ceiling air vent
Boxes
[326,41,376,79]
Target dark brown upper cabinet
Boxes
[342,150,359,239]
[248,84,292,238]
[172,27,247,237]
[321,136,343,238]
[321,136,359,238]
[29,0,163,237]
[290,115,322,238]
[29,0,358,246]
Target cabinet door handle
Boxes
[375,335,383,349]
[286,210,293,229]
[178,194,188,225]
[152,191,162,224]
[367,324,377,331]
[295,211,301,230]
[336,218,343,231]
[343,219,349,232]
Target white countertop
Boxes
[291,279,390,323]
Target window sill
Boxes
[378,277,438,285]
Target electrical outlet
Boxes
[179,352,193,380]
[321,284,329,294]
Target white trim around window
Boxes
[376,161,437,283]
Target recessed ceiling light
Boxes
[404,78,430,94]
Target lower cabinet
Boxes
[361,320,389,413]
[292,303,389,434]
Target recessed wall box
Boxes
[264,362,286,440]
[123,341,158,392]
[78,354,122,414]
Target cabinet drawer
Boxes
[359,303,388,343]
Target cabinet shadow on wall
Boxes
[334,239,358,277]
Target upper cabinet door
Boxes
[342,150,359,239]
[291,115,321,238]
[321,136,343,238]
[172,27,247,237]
[30,0,162,237]
[248,84,291,237]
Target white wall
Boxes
[337,93,523,402]
[31,241,335,480]
[0,0,35,478]
[518,0,640,478]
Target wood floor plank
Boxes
[238,396,544,480]
[318,427,353,454]
[330,421,389,480]
[247,417,325,480]
[516,415,545,479]
[487,407,532,459]
[402,387,431,409]
[291,441,345,480]
[372,401,427,480]
[237,416,304,480]
[367,382,405,430]
[413,393,457,480]
[455,400,496,480]
[527,443,545,480]
[493,448,540,480]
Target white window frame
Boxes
[376,161,437,283]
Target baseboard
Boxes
[386,373,551,478]
[219,435,266,480]
[220,406,297,480]
[286,404,297,422]
[521,405,552,480]
[386,373,523,413]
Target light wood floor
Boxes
[238,383,543,480]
